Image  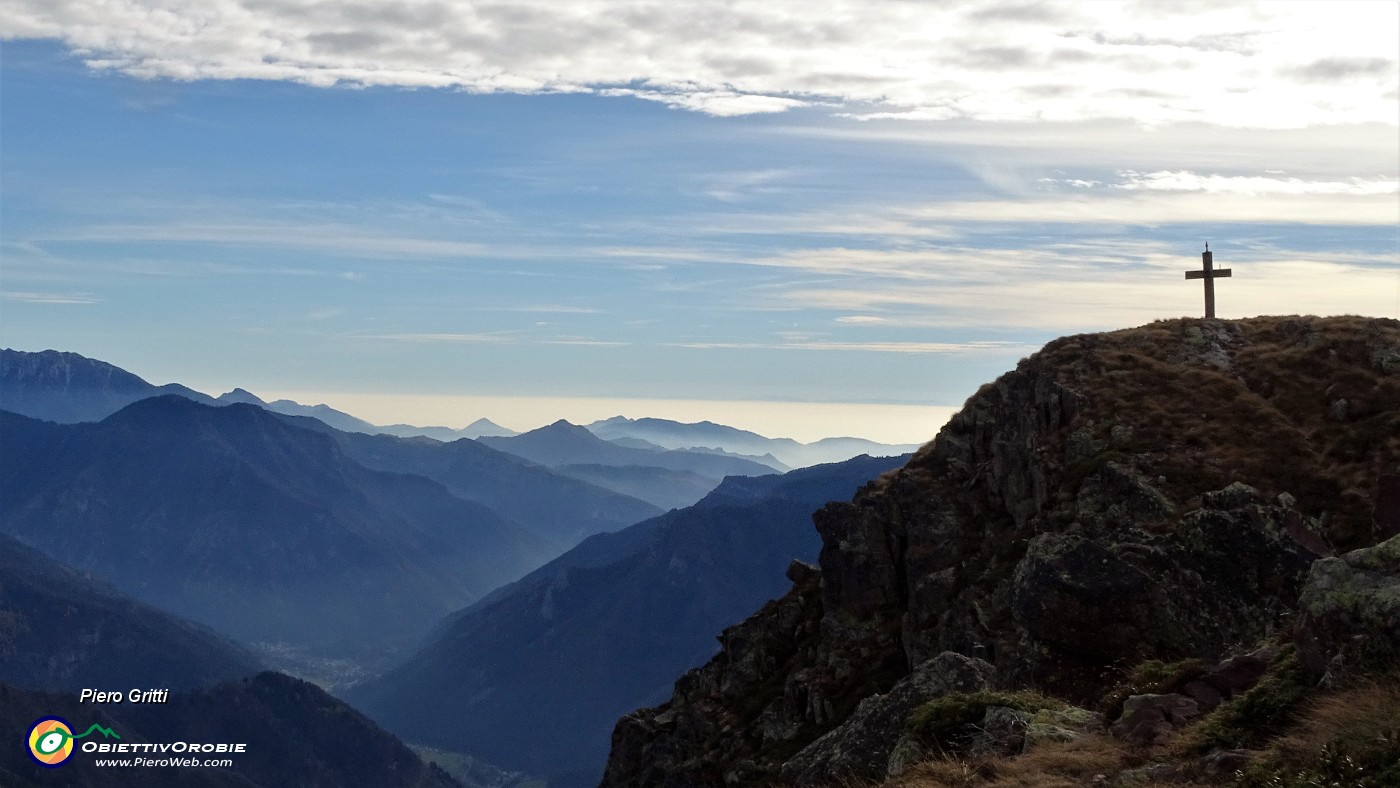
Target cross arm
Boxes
[1185,269,1232,279]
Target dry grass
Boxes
[1235,676,1400,787]
[879,674,1400,788]
[887,733,1142,787]
[1030,316,1400,550]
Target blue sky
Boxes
[2,2,1397,442]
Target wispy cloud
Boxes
[543,337,629,347]
[3,1,1394,126]
[1111,171,1399,196]
[506,305,603,315]
[667,339,1032,355]
[40,222,488,259]
[357,332,514,344]
[2,290,99,305]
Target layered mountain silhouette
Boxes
[1,348,511,441]
[378,417,518,440]
[480,420,777,509]
[350,453,906,787]
[549,463,718,511]
[216,387,380,434]
[0,397,549,665]
[283,419,663,547]
[0,673,460,788]
[217,388,518,440]
[0,533,262,693]
[587,415,921,468]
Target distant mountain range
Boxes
[285,417,663,546]
[1,348,514,441]
[586,415,921,468]
[3,349,919,466]
[350,453,907,787]
[479,420,780,509]
[217,387,517,440]
[0,398,551,666]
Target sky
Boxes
[1,1,1397,443]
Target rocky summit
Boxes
[600,316,1400,787]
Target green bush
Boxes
[1180,650,1312,754]
[1099,657,1212,721]
[906,690,1065,746]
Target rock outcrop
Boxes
[779,652,994,784]
[1296,532,1400,675]
[601,316,1400,786]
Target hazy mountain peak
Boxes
[217,387,267,404]
[464,417,514,434]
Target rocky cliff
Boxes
[600,315,1400,786]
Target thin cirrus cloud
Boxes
[355,332,626,347]
[666,339,1033,355]
[1110,171,1400,196]
[2,1,1395,127]
[1,291,100,305]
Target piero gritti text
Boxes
[79,688,169,704]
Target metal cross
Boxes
[1185,243,1231,318]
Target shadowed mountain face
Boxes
[350,454,906,787]
[0,533,262,693]
[586,415,922,469]
[551,463,717,511]
[281,422,663,547]
[0,397,550,662]
[0,673,460,788]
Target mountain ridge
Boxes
[586,414,921,468]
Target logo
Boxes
[27,717,120,768]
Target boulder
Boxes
[1296,533,1400,674]
[778,652,993,785]
[1110,693,1201,746]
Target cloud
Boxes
[1,290,99,304]
[34,221,488,259]
[2,1,1395,125]
[507,305,603,315]
[667,339,1032,355]
[1284,57,1396,82]
[1112,171,1399,196]
[358,332,514,344]
[764,247,1400,331]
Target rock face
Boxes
[1296,532,1400,674]
[601,316,1400,786]
[779,652,994,784]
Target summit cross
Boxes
[1185,243,1231,319]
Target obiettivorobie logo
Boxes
[27,717,120,767]
[26,714,248,770]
